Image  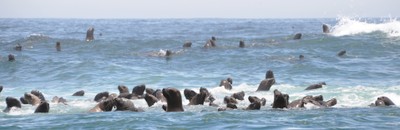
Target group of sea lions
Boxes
[0,68,396,114]
[1,24,396,114]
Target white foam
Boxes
[330,17,400,37]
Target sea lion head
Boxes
[162,88,184,112]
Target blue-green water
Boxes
[1,18,400,129]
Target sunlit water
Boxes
[1,18,400,129]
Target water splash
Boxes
[330,17,400,37]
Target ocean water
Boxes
[0,17,400,129]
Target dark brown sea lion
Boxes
[118,85,132,99]
[114,98,143,112]
[0,85,3,93]
[288,95,337,109]
[305,82,326,90]
[86,27,95,42]
[204,40,216,48]
[20,97,28,104]
[162,88,184,112]
[89,98,115,112]
[204,36,216,48]
[272,89,289,108]
[94,91,109,102]
[34,101,50,113]
[199,87,215,102]
[183,41,192,48]
[145,88,155,95]
[370,96,395,107]
[246,100,261,110]
[239,40,245,48]
[299,55,305,60]
[219,78,233,90]
[293,33,302,40]
[248,96,266,106]
[184,89,197,101]
[144,93,159,107]
[257,70,276,91]
[72,90,85,96]
[188,91,207,105]
[337,50,346,57]
[56,42,61,51]
[3,97,22,113]
[8,54,15,62]
[231,91,245,100]
[257,78,275,91]
[224,96,238,105]
[132,84,146,99]
[322,24,330,33]
[14,44,22,51]
[153,89,166,102]
[24,93,41,106]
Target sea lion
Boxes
[231,91,245,100]
[219,79,232,90]
[144,93,159,107]
[272,89,289,108]
[184,89,197,101]
[118,85,132,99]
[248,96,267,106]
[20,97,28,104]
[257,70,276,91]
[337,50,346,57]
[305,82,326,90]
[204,40,216,48]
[371,96,395,106]
[145,88,155,95]
[86,27,95,42]
[224,96,238,105]
[200,87,215,102]
[94,91,109,102]
[204,36,217,48]
[3,97,22,113]
[299,55,305,60]
[153,89,166,102]
[118,85,130,94]
[51,96,67,105]
[34,101,50,113]
[114,98,143,112]
[14,44,22,51]
[211,36,216,41]
[132,84,146,99]
[188,91,207,105]
[256,78,275,91]
[183,41,192,48]
[293,33,302,40]
[322,24,330,33]
[162,87,184,112]
[89,98,115,112]
[31,90,46,101]
[72,90,85,96]
[246,100,261,110]
[56,42,61,51]
[265,70,275,79]
[165,50,173,57]
[24,93,41,106]
[289,95,337,109]
[8,54,15,61]
[239,40,245,48]
[0,85,3,93]
[325,98,337,107]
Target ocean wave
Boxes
[330,17,400,37]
